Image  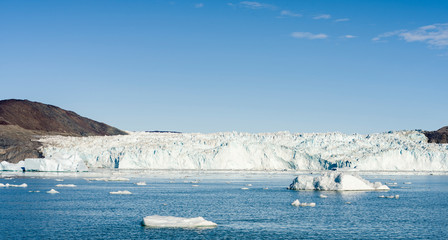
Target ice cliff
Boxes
[2,130,448,171]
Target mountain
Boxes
[424,126,448,144]
[0,99,127,163]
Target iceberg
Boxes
[47,189,59,194]
[109,190,132,195]
[291,199,316,207]
[135,181,147,186]
[288,172,390,191]
[142,215,217,228]
[0,183,27,188]
[55,184,76,187]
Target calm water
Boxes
[1,172,447,239]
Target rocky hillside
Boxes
[424,126,448,144]
[0,99,127,163]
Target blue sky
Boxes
[1,0,447,133]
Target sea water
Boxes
[0,172,447,239]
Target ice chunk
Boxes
[55,184,76,187]
[291,199,301,206]
[1,183,28,188]
[288,172,390,191]
[47,189,59,194]
[142,215,217,228]
[291,199,316,207]
[109,190,132,195]
[241,187,249,190]
[319,194,328,198]
[135,181,147,186]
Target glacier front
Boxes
[20,130,447,172]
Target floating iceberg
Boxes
[142,215,217,228]
[55,184,76,187]
[135,181,147,186]
[288,172,390,191]
[47,189,59,194]
[109,190,132,195]
[291,199,316,207]
[0,183,27,188]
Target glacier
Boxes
[2,130,448,171]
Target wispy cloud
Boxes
[195,3,204,8]
[313,14,331,20]
[373,23,448,48]
[280,10,302,18]
[291,32,328,40]
[237,1,275,10]
[335,18,349,22]
[343,35,357,39]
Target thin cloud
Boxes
[373,23,448,48]
[195,3,204,8]
[335,18,350,22]
[280,10,302,18]
[313,14,331,20]
[291,32,328,40]
[238,1,275,10]
[343,35,357,39]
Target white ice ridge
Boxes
[288,172,390,191]
[142,215,217,228]
[4,130,448,171]
[0,158,88,172]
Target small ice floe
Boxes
[109,190,132,195]
[225,181,231,184]
[385,195,399,199]
[246,184,252,187]
[135,182,147,186]
[55,179,64,182]
[319,194,328,198]
[107,177,130,181]
[403,182,412,185]
[1,183,28,188]
[28,190,40,193]
[190,180,200,184]
[241,187,249,190]
[142,215,217,228]
[378,195,385,198]
[263,187,269,190]
[291,199,316,207]
[85,177,129,182]
[345,202,351,204]
[169,181,175,183]
[47,189,59,194]
[386,182,398,186]
[55,184,76,187]
[192,185,199,187]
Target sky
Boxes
[1,0,447,134]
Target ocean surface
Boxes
[1,171,447,239]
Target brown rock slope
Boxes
[0,99,127,163]
[424,126,448,144]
